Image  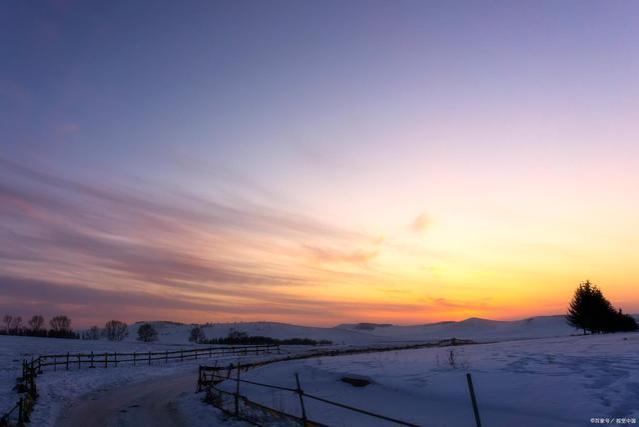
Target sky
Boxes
[1,1,638,327]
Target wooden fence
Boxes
[32,344,280,372]
[1,344,279,427]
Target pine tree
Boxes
[566,280,637,333]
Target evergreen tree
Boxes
[567,280,637,333]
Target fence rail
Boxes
[34,344,280,371]
[1,344,279,426]
[200,363,420,426]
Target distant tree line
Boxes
[80,321,159,342]
[188,327,332,346]
[566,281,638,334]
[1,314,79,339]
[81,320,131,341]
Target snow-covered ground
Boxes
[0,335,195,419]
[0,335,279,425]
[208,333,639,426]
[2,316,636,426]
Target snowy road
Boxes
[54,371,195,427]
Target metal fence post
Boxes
[295,373,308,425]
[30,366,36,398]
[466,373,482,427]
[234,363,240,416]
[17,397,23,426]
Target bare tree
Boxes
[104,320,128,341]
[28,315,45,332]
[137,323,158,342]
[189,326,206,343]
[10,316,22,334]
[84,326,101,340]
[2,315,13,334]
[49,315,71,333]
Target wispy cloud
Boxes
[305,245,378,265]
[0,159,391,325]
[409,212,430,233]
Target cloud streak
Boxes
[0,160,395,325]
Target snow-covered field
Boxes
[0,335,192,419]
[210,333,639,426]
[1,316,636,426]
[0,335,278,426]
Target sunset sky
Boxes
[1,1,638,327]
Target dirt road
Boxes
[54,371,196,427]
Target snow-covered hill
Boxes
[122,315,585,346]
[336,315,581,342]
[123,321,376,345]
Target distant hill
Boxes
[335,315,580,342]
[119,315,588,345]
[336,323,394,331]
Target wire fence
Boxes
[200,363,420,426]
[198,339,483,427]
[1,344,279,427]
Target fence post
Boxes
[134,352,137,367]
[295,373,308,425]
[53,355,57,371]
[77,354,81,369]
[17,397,23,426]
[148,351,151,366]
[234,363,240,416]
[90,351,95,368]
[181,349,184,362]
[66,352,69,370]
[165,350,168,363]
[209,347,212,358]
[466,373,482,427]
[29,366,36,398]
[115,352,118,367]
